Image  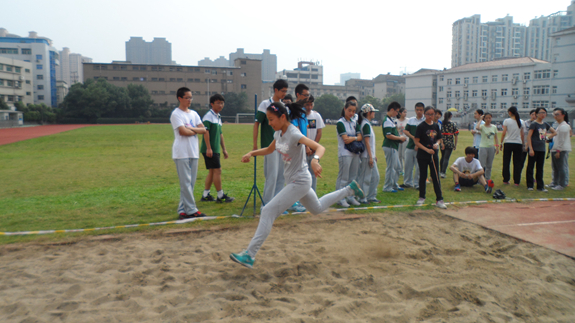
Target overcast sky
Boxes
[4,0,573,85]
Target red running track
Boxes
[0,125,92,146]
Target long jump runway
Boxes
[440,200,575,258]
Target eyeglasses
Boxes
[183,97,193,101]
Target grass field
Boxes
[1,123,573,243]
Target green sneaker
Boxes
[230,251,254,269]
[348,180,365,199]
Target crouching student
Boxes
[450,147,491,193]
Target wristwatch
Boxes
[313,155,320,162]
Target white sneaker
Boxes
[545,183,556,188]
[551,185,564,191]
[416,198,425,206]
[338,199,350,208]
[436,200,447,209]
[440,173,446,178]
[347,197,361,206]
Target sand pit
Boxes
[0,211,574,322]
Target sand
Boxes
[0,210,574,323]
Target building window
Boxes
[38,95,44,100]
[15,67,21,73]
[553,70,559,78]
[492,75,497,82]
[241,60,247,65]
[446,104,451,110]
[0,48,18,54]
[120,66,127,70]
[534,70,550,79]
[533,85,550,95]
[151,67,158,71]
[36,54,43,60]
[121,77,127,81]
[491,89,497,97]
[501,102,507,110]
[552,86,557,94]
[37,75,44,80]
[439,86,443,92]
[523,72,530,80]
[472,90,478,97]
[522,102,529,110]
[439,98,443,104]
[482,76,488,83]
[439,75,444,81]
[170,78,176,82]
[491,103,497,109]
[481,89,487,97]
[151,77,158,81]
[26,92,31,96]
[455,78,461,84]
[204,69,211,74]
[241,84,247,89]
[473,76,478,83]
[158,78,165,81]
[481,103,487,110]
[446,91,452,98]
[113,77,120,81]
[512,73,519,80]
[22,48,32,55]
[447,79,452,85]
[512,88,519,96]
[38,85,44,90]
[524,87,530,95]
[455,104,460,110]
[501,89,507,96]
[502,74,508,81]
[463,90,469,98]
[177,68,183,72]
[464,77,469,84]
[211,70,217,75]
[177,78,183,82]
[455,91,460,98]
[241,73,247,77]
[36,64,43,70]
[25,68,31,73]
[26,80,31,84]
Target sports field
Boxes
[0,123,573,243]
[1,124,574,322]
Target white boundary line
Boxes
[1,198,574,236]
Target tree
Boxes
[14,101,26,112]
[314,94,344,121]
[357,96,383,111]
[0,98,8,110]
[382,93,405,110]
[127,84,153,118]
[222,92,249,116]
[61,78,130,121]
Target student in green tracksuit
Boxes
[382,102,407,192]
[200,94,234,203]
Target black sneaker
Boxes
[216,194,235,203]
[179,211,207,220]
[201,193,215,202]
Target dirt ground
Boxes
[0,210,573,323]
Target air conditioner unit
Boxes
[512,78,517,84]
[464,83,468,88]
[492,95,496,100]
[513,95,518,99]
[464,96,468,101]
[482,96,487,100]
[446,98,451,102]
[524,95,529,100]
[523,79,527,83]
[456,96,460,100]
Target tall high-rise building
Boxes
[0,28,60,107]
[126,37,172,65]
[339,73,360,85]
[56,47,92,86]
[229,49,277,82]
[451,1,575,67]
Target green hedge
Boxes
[57,117,169,124]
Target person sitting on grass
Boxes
[450,147,491,193]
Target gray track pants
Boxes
[174,158,199,215]
[404,148,419,188]
[383,147,400,191]
[479,146,496,180]
[263,151,285,205]
[396,141,406,174]
[247,175,354,258]
[358,157,380,200]
[336,155,360,202]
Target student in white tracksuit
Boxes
[357,104,381,203]
[230,102,364,269]
[335,101,363,207]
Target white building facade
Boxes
[0,29,59,107]
[56,47,92,86]
[0,56,33,106]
